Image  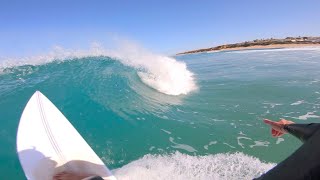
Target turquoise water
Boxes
[1,47,320,179]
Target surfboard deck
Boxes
[17,91,116,180]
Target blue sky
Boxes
[0,0,320,56]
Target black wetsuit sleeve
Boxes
[255,123,320,180]
[284,123,320,142]
[90,177,104,180]
[82,176,104,180]
[89,177,104,180]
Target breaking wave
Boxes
[113,152,275,180]
[0,43,197,96]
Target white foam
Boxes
[276,138,284,145]
[230,122,237,128]
[250,141,270,148]
[113,152,275,180]
[298,112,320,120]
[204,141,217,150]
[237,136,252,149]
[262,103,282,108]
[211,118,225,122]
[223,142,236,149]
[176,108,187,113]
[161,129,172,135]
[169,137,197,153]
[0,42,197,96]
[309,79,320,84]
[291,100,304,106]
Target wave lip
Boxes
[137,55,197,96]
[113,152,275,180]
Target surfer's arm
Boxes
[284,123,320,142]
[256,123,320,180]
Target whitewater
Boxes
[1,46,320,179]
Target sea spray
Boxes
[106,41,197,95]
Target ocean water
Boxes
[1,47,320,179]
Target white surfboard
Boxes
[17,91,116,180]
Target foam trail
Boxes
[0,42,197,96]
[113,152,275,180]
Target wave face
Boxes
[0,56,188,120]
[113,152,275,180]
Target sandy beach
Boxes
[210,44,320,53]
[177,43,320,55]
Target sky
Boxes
[0,0,320,56]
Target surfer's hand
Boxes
[264,119,294,137]
[53,172,90,180]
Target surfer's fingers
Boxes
[264,119,281,128]
[271,128,284,137]
[53,172,68,180]
[275,131,284,137]
[264,119,276,125]
[272,128,278,137]
[279,119,294,125]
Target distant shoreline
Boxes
[207,44,320,53]
[177,37,320,55]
